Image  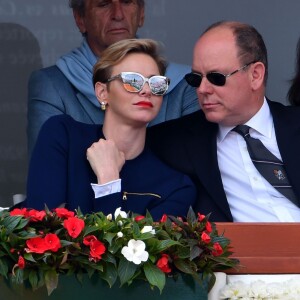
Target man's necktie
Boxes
[233,125,298,206]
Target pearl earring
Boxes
[100,102,107,111]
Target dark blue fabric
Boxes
[26,115,196,220]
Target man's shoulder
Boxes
[30,65,64,81]
[268,99,300,116]
[28,65,77,100]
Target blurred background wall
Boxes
[1,0,300,206]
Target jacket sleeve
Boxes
[92,174,197,221]
[26,116,69,210]
[147,174,197,220]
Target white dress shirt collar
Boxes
[217,97,272,143]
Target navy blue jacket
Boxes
[26,115,196,220]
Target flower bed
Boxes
[0,206,238,296]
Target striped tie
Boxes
[233,125,298,206]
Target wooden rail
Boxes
[216,223,300,274]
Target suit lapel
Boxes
[184,114,232,220]
[270,101,300,203]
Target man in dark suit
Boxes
[148,21,300,222]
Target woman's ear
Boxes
[250,62,265,90]
[95,82,108,103]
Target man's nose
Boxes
[111,2,125,20]
[197,76,213,94]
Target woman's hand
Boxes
[86,139,125,184]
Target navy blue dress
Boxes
[26,115,196,220]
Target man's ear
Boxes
[73,9,86,34]
[250,62,265,90]
[95,82,108,103]
[138,6,145,28]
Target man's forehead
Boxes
[195,29,236,55]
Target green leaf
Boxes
[132,222,140,236]
[103,232,116,245]
[2,216,28,233]
[13,268,24,284]
[118,257,137,286]
[0,259,8,278]
[206,273,216,293]
[143,262,165,293]
[190,245,202,260]
[24,253,37,263]
[108,238,123,254]
[28,270,39,290]
[86,266,95,278]
[44,269,58,296]
[102,252,117,266]
[174,259,196,274]
[60,240,75,247]
[156,229,170,240]
[187,206,197,225]
[83,225,100,236]
[155,240,180,252]
[176,246,191,259]
[100,263,118,287]
[136,232,155,240]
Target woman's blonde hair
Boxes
[93,39,167,86]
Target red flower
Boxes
[205,222,212,233]
[27,209,46,222]
[26,237,48,254]
[44,233,61,252]
[197,213,205,221]
[18,256,25,269]
[63,217,85,238]
[201,232,211,244]
[89,240,106,261]
[212,242,223,256]
[83,235,97,246]
[10,208,27,217]
[160,214,167,223]
[134,215,145,222]
[54,208,75,218]
[156,254,171,273]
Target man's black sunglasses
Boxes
[185,61,257,87]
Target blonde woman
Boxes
[26,39,196,220]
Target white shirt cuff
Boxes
[91,179,121,198]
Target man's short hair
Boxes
[203,21,268,85]
[69,0,145,16]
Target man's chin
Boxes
[204,112,222,124]
[108,31,132,41]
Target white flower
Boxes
[220,281,249,299]
[106,214,112,221]
[114,207,127,219]
[121,239,149,265]
[141,226,155,235]
[220,277,300,300]
[117,231,123,238]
